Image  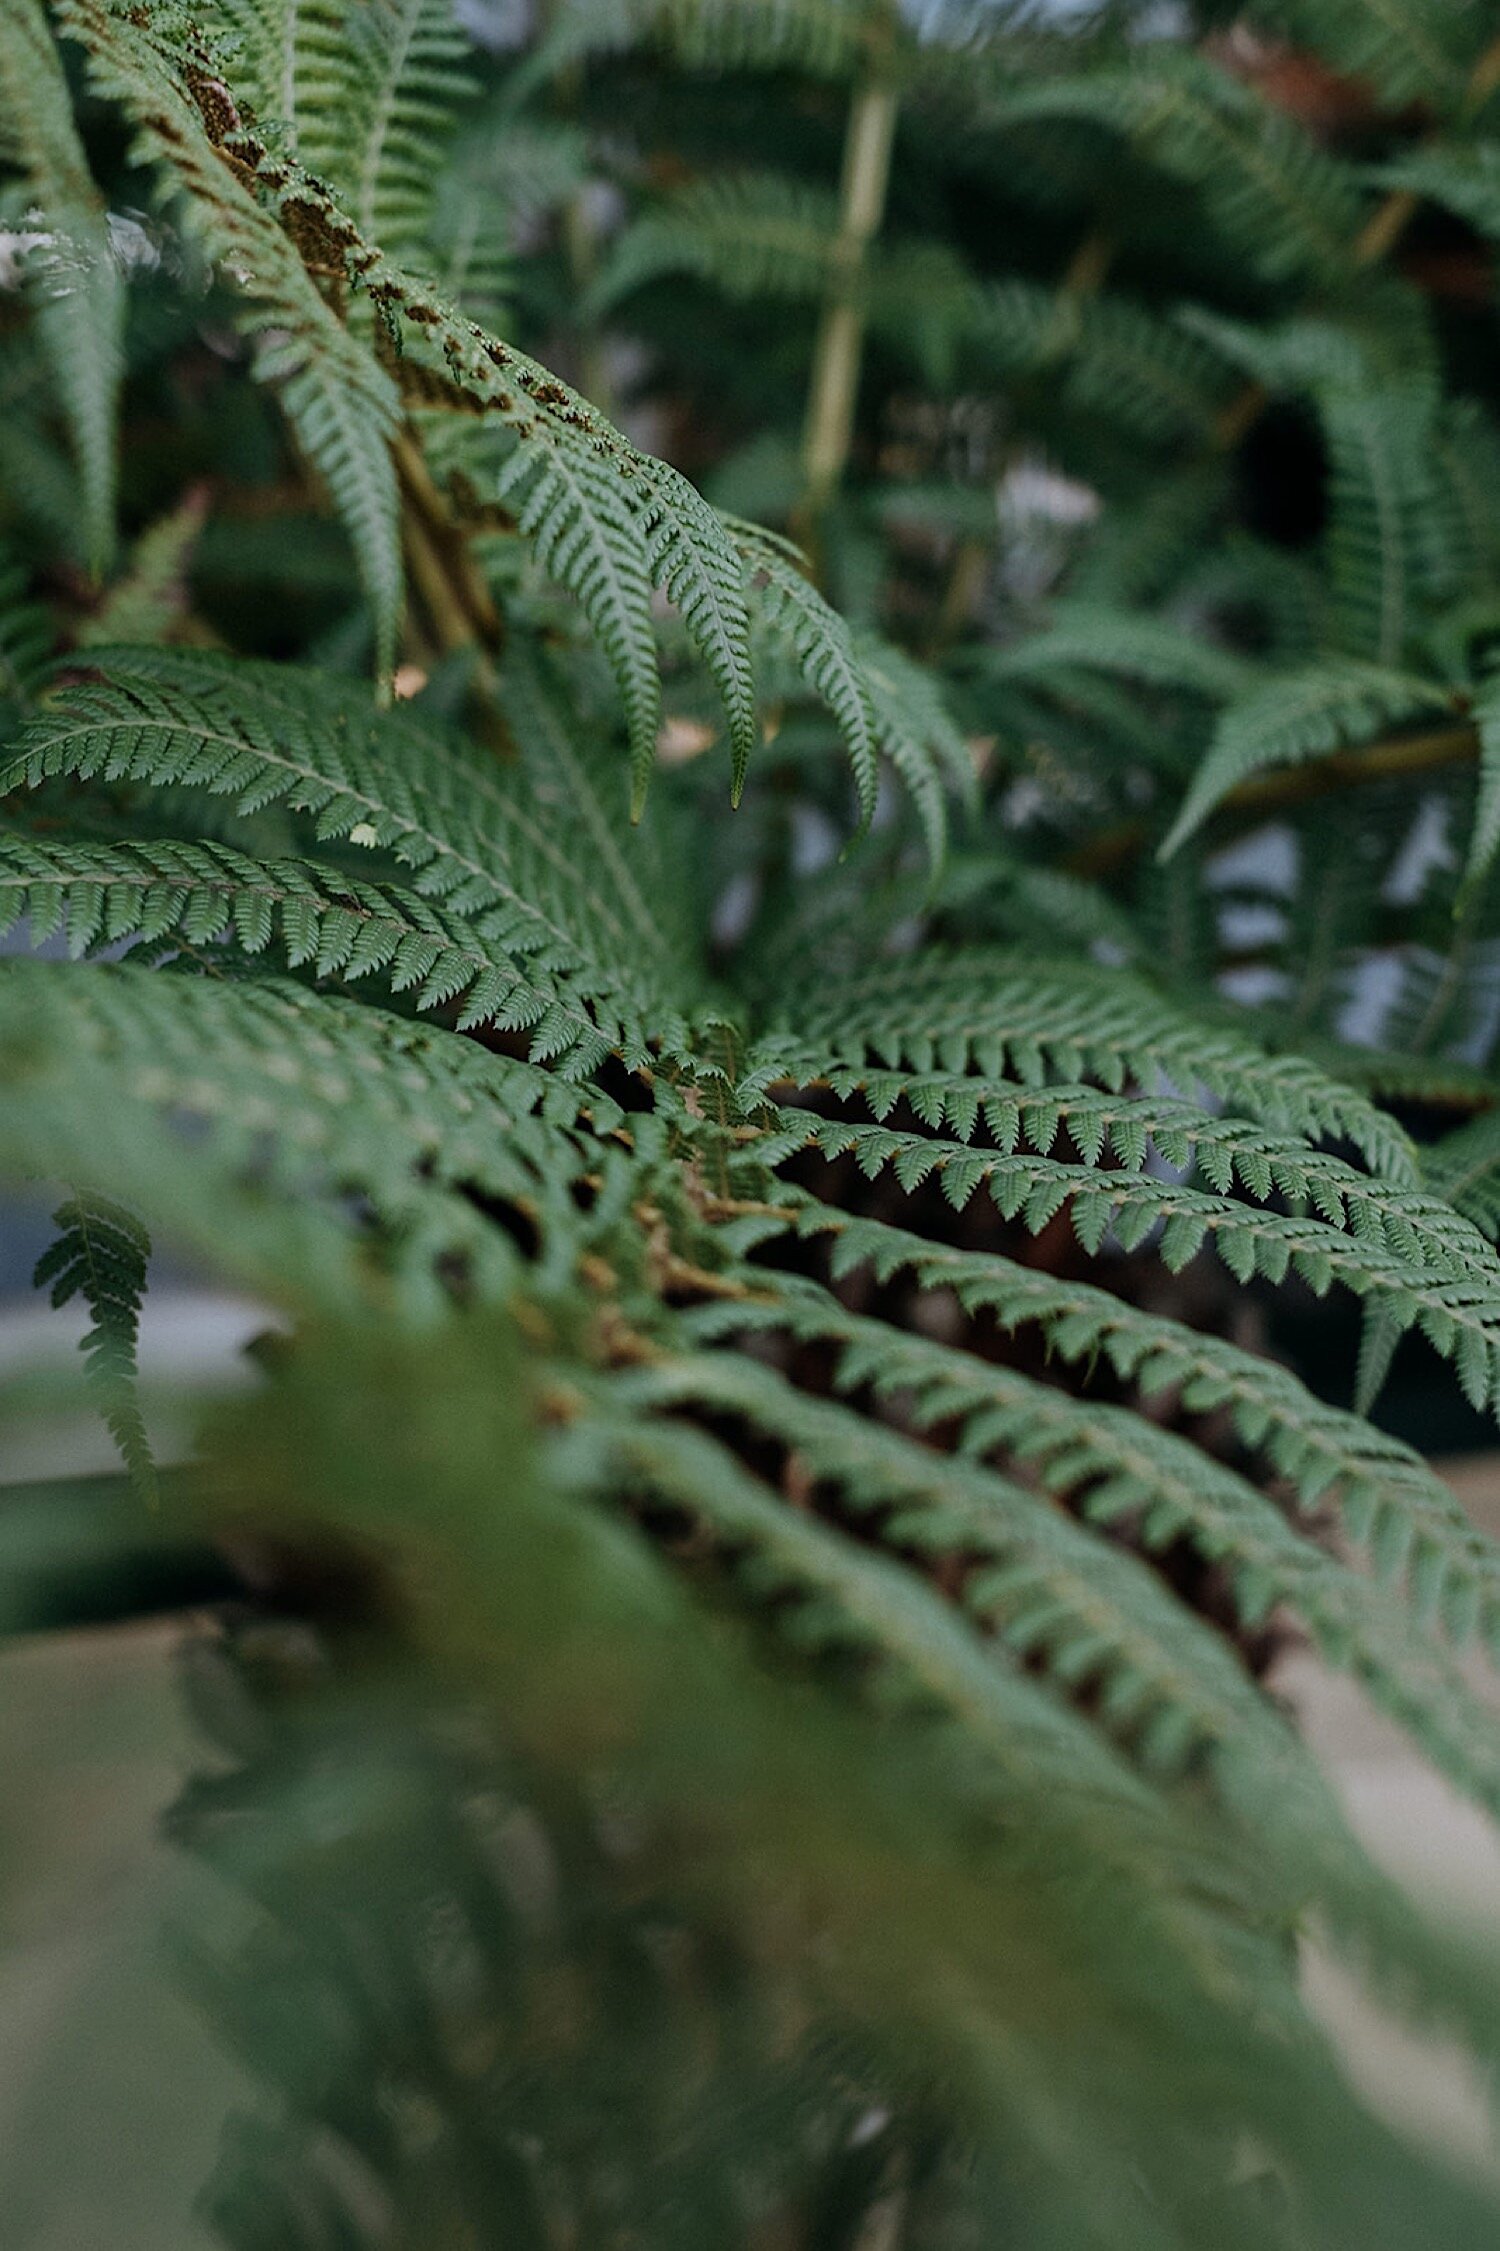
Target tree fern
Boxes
[13,2,1500,2238]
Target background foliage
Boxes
[9,0,1500,2242]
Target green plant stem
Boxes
[796,54,899,547]
[1069,720,1479,879]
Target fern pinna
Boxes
[11,0,1500,2245]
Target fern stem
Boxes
[394,430,502,650]
[797,50,899,537]
[392,428,510,737]
[1071,719,1478,879]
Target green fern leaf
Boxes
[748,950,1418,1179]
[987,54,1360,282]
[780,1202,1500,1657]
[0,0,123,571]
[33,1189,157,1504]
[62,0,405,675]
[1160,663,1462,858]
[0,647,696,1068]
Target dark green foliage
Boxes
[10,0,1500,2243]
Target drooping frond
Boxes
[730,516,878,827]
[491,429,666,814]
[854,632,979,857]
[60,0,405,673]
[0,0,123,569]
[1161,663,1465,858]
[33,1188,157,1503]
[405,355,763,804]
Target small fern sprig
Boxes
[33,1189,157,1504]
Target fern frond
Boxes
[528,0,866,82]
[1462,672,1500,894]
[748,951,1417,1180]
[591,171,842,315]
[0,548,53,713]
[1321,378,1445,664]
[854,632,978,856]
[981,603,1256,704]
[777,1105,1500,1411]
[574,1397,1162,1811]
[638,1327,1500,1821]
[1248,0,1475,110]
[1426,1107,1500,1241]
[412,354,760,804]
[0,647,697,1068]
[61,0,405,674]
[729,516,879,829]
[987,53,1360,282]
[236,0,476,265]
[495,432,665,814]
[780,1201,1500,1653]
[338,0,477,259]
[778,1069,1485,1276]
[972,281,1237,448]
[1376,145,1500,242]
[0,958,628,1312]
[71,0,847,807]
[1161,663,1463,858]
[33,1188,157,1504]
[0,832,645,1070]
[0,0,123,570]
[1183,313,1444,663]
[76,487,210,649]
